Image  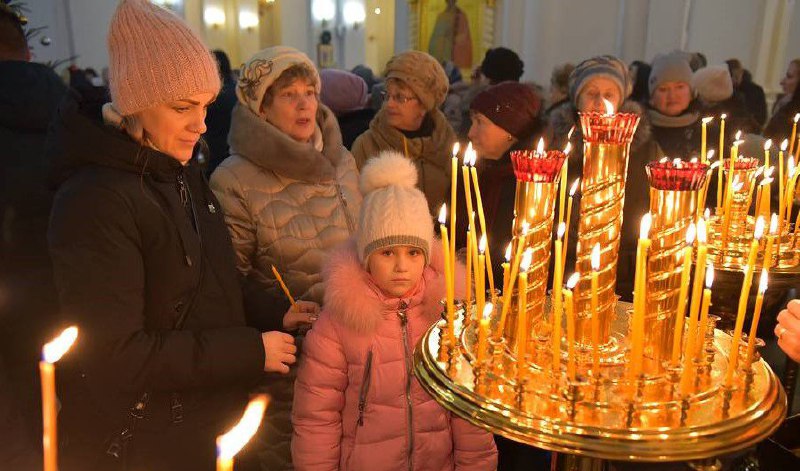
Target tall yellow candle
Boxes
[557,141,572,227]
[470,155,495,296]
[590,243,601,375]
[716,114,727,209]
[517,251,533,379]
[498,225,530,340]
[564,273,580,381]
[502,242,511,295]
[779,140,787,240]
[725,217,765,386]
[701,116,713,162]
[462,145,475,235]
[745,269,769,366]
[630,214,652,378]
[438,205,455,345]
[764,214,778,269]
[789,113,799,158]
[688,219,709,333]
[217,395,269,471]
[465,226,473,308]
[562,178,580,265]
[694,263,715,360]
[450,143,459,272]
[40,327,78,471]
[476,235,487,329]
[476,303,493,365]
[671,223,696,365]
[552,223,565,373]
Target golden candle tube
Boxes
[644,188,698,372]
[723,162,760,244]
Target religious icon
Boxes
[427,0,472,69]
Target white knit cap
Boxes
[236,46,320,116]
[692,65,734,104]
[357,151,434,265]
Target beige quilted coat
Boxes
[210,102,361,305]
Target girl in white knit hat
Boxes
[292,151,497,471]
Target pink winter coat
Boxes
[292,239,497,471]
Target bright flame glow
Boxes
[536,137,545,154]
[465,142,476,166]
[764,139,773,151]
[521,221,530,235]
[721,113,728,120]
[659,156,669,163]
[482,302,494,320]
[479,234,487,254]
[217,395,269,460]
[706,149,716,161]
[697,218,707,244]
[568,125,576,140]
[690,157,698,164]
[564,142,572,155]
[705,263,714,288]
[782,139,789,151]
[758,269,768,293]
[704,208,711,220]
[566,273,580,289]
[343,1,366,25]
[735,130,742,140]
[770,213,779,234]
[702,116,714,124]
[639,213,652,240]
[238,10,259,29]
[569,178,580,196]
[673,158,682,167]
[504,243,512,262]
[520,248,533,272]
[686,222,696,244]
[591,244,600,271]
[602,98,615,115]
[452,142,460,158]
[438,204,447,225]
[794,113,800,123]
[204,6,226,26]
[557,222,566,239]
[754,216,765,239]
[709,161,721,170]
[42,326,78,364]
[765,166,775,178]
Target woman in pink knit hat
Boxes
[47,2,299,470]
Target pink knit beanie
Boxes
[107,0,221,116]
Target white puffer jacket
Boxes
[210,102,362,306]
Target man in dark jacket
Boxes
[727,59,768,129]
[0,5,66,468]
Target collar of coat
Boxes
[322,238,465,335]
[367,107,456,169]
[227,102,347,182]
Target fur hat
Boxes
[649,52,694,96]
[320,68,368,116]
[470,82,543,139]
[568,55,631,103]
[357,151,434,265]
[480,47,524,84]
[107,0,220,116]
[384,51,449,111]
[237,46,320,116]
[692,65,734,104]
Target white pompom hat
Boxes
[357,151,434,265]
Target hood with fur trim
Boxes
[322,237,465,334]
[547,99,652,153]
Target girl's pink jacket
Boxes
[292,239,497,470]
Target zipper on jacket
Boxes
[334,182,356,233]
[357,350,373,426]
[397,300,414,471]
[177,171,189,207]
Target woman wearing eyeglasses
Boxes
[352,51,456,214]
[209,46,362,470]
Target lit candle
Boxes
[438,205,455,345]
[470,152,495,296]
[590,243,601,375]
[517,250,533,379]
[764,214,778,269]
[476,234,487,330]
[688,218,708,329]
[726,216,765,386]
[694,263,715,360]
[501,242,511,295]
[701,116,713,162]
[462,145,475,238]
[217,395,269,471]
[562,178,580,266]
[552,223,566,374]
[40,326,78,471]
[557,140,571,227]
[450,143,459,272]
[698,155,718,221]
[779,139,787,240]
[790,113,799,158]
[721,175,743,251]
[476,303,493,365]
[762,138,774,217]
[630,214,652,378]
[784,158,799,228]
[745,269,769,366]
[498,225,530,340]
[564,273,580,380]
[465,225,473,308]
[671,223,696,365]
[716,114,727,210]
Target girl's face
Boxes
[367,245,426,298]
[136,92,215,163]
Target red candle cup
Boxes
[646,160,710,191]
[511,149,567,183]
[579,112,640,145]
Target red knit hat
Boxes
[469,82,542,139]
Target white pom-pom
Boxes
[359,150,418,195]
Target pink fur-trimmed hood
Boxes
[322,237,465,334]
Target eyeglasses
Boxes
[381,91,418,104]
[275,90,318,105]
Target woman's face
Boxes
[781,62,799,96]
[468,112,515,160]
[382,80,427,132]
[136,91,215,163]
[649,81,692,116]
[576,76,623,113]
[262,78,319,142]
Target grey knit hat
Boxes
[649,52,694,96]
[568,55,631,103]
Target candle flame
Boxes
[521,221,530,235]
[721,113,727,120]
[566,272,579,289]
[690,157,698,163]
[602,98,615,115]
[732,177,744,192]
[758,269,768,293]
[686,222,696,244]
[765,166,775,178]
[702,116,714,124]
[754,167,764,179]
[536,137,545,154]
[479,234,487,254]
[659,156,669,163]
[217,394,269,460]
[735,130,742,140]
[591,243,600,271]
[520,248,533,272]
[705,263,714,288]
[482,302,494,320]
[569,178,580,196]
[568,125,576,140]
[764,139,773,151]
[557,222,566,239]
[754,216,765,239]
[781,139,789,151]
[704,208,711,219]
[709,161,721,170]
[438,204,447,225]
[697,218,707,244]
[42,326,78,364]
[673,158,682,167]
[770,213,779,234]
[706,149,716,161]
[790,157,796,173]
[452,142,460,158]
[563,142,572,155]
[639,213,652,240]
[794,113,800,123]
[504,242,512,262]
